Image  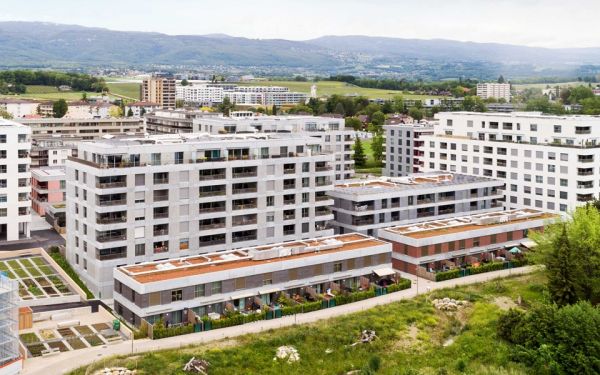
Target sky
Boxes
[2,0,600,48]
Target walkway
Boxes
[21,266,538,375]
[0,230,65,251]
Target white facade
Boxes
[329,173,504,236]
[18,118,144,140]
[124,102,161,118]
[65,103,115,119]
[176,84,308,106]
[476,83,511,102]
[383,123,434,176]
[0,99,39,118]
[65,133,335,298]
[193,116,355,180]
[422,112,600,213]
[0,274,20,375]
[0,119,31,242]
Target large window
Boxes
[194,284,205,298]
[171,289,182,302]
[211,281,222,294]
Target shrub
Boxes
[49,252,95,299]
[436,269,461,282]
[468,262,504,275]
[388,278,412,292]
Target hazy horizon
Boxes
[2,0,600,49]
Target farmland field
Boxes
[106,82,140,100]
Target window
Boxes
[435,244,442,254]
[194,284,205,298]
[171,289,182,302]
[530,124,537,131]
[333,262,342,272]
[473,237,480,247]
[211,281,222,294]
[560,179,568,187]
[421,246,429,256]
[560,191,568,199]
[135,244,145,256]
[554,125,561,133]
[266,196,274,206]
[490,234,497,244]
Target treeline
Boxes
[328,75,478,96]
[523,85,600,115]
[0,70,107,93]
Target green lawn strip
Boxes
[49,251,95,299]
[39,265,55,275]
[20,332,41,344]
[31,257,46,266]
[69,272,545,375]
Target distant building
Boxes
[383,122,434,176]
[18,117,144,140]
[144,109,219,134]
[31,166,65,217]
[176,84,308,106]
[30,138,77,168]
[542,87,561,101]
[65,101,116,119]
[58,85,72,91]
[124,101,161,117]
[476,83,511,102]
[0,99,40,118]
[141,76,176,109]
[0,119,31,242]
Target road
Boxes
[0,230,65,251]
[21,266,538,375]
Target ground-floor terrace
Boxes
[115,272,398,329]
[392,242,532,280]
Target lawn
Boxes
[69,272,547,375]
[513,81,600,90]
[106,82,140,100]
[0,84,118,101]
[356,138,382,175]
[239,80,447,100]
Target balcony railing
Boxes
[154,212,169,219]
[283,214,295,220]
[352,218,374,226]
[153,194,169,202]
[199,239,226,246]
[316,195,331,202]
[153,178,169,184]
[233,218,257,226]
[199,222,226,230]
[199,206,226,213]
[97,216,127,224]
[232,235,257,243]
[284,199,295,205]
[153,229,169,236]
[233,187,257,194]
[199,190,226,197]
[96,181,126,189]
[97,251,126,261]
[283,229,295,236]
[316,180,330,186]
[283,168,296,174]
[199,173,225,181]
[232,171,257,178]
[98,199,127,206]
[283,184,296,190]
[315,166,332,172]
[96,234,126,243]
[316,208,331,216]
[233,203,257,210]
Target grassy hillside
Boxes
[69,272,547,375]
[513,81,600,90]
[106,82,140,100]
[240,80,446,100]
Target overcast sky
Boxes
[2,0,599,48]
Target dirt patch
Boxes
[494,297,517,311]
[392,324,420,350]
[179,337,239,354]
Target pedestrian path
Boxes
[21,266,538,375]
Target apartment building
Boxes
[383,123,434,176]
[124,102,161,118]
[66,133,335,298]
[18,118,144,140]
[112,233,391,326]
[476,83,511,102]
[176,84,308,106]
[329,173,504,236]
[0,274,21,375]
[144,110,219,134]
[0,99,40,118]
[31,167,66,216]
[378,209,556,275]
[30,138,79,168]
[422,112,600,213]
[141,76,176,109]
[0,119,31,242]
[194,116,355,180]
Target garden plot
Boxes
[20,323,126,357]
[0,255,75,301]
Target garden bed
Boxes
[67,337,88,350]
[83,335,105,347]
[26,343,46,357]
[47,340,69,352]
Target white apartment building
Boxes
[422,112,600,213]
[65,133,335,298]
[476,83,511,102]
[176,84,226,105]
[383,123,434,176]
[0,99,40,118]
[124,102,161,118]
[18,118,144,140]
[176,84,308,106]
[144,109,219,134]
[0,119,31,242]
[193,116,355,180]
[329,173,504,236]
[30,138,78,168]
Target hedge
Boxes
[435,268,461,282]
[468,261,505,275]
[211,311,268,330]
[49,251,95,299]
[388,278,412,292]
[153,323,194,339]
[281,300,322,316]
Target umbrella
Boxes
[509,247,521,254]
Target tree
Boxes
[52,99,68,118]
[175,99,185,108]
[353,138,367,168]
[180,79,189,86]
[109,106,123,118]
[371,133,384,164]
[546,226,580,306]
[568,86,594,104]
[127,108,134,117]
[345,117,362,131]
[461,96,487,112]
[408,107,424,121]
[217,97,234,117]
[334,102,345,116]
[497,75,506,84]
[370,111,385,127]
[0,109,13,119]
[81,92,88,102]
[391,95,405,113]
[140,107,146,116]
[272,105,278,115]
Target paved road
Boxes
[0,230,65,251]
[21,266,538,375]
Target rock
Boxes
[274,346,300,363]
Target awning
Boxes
[509,247,522,254]
[373,267,396,277]
[229,291,255,300]
[521,239,538,249]
[259,287,280,295]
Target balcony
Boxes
[438,194,455,202]
[578,169,594,176]
[283,229,295,236]
[97,198,127,206]
[232,234,257,243]
[232,187,257,194]
[199,204,226,213]
[232,217,258,226]
[153,177,169,185]
[315,165,332,172]
[284,198,295,205]
[316,195,331,202]
[154,211,169,219]
[97,248,126,261]
[577,182,594,189]
[199,172,226,181]
[199,189,226,197]
[199,236,226,246]
[199,221,226,230]
[96,233,126,243]
[153,193,169,202]
[352,217,374,226]
[577,194,594,202]
[316,208,331,216]
[315,179,331,187]
[153,228,169,236]
[284,167,296,174]
[283,212,295,220]
[232,170,258,178]
[353,204,374,212]
[97,215,126,224]
[96,181,127,189]
[578,156,594,163]
[283,183,296,190]
[233,199,257,210]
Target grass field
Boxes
[69,272,547,375]
[240,80,446,100]
[356,138,383,176]
[0,85,114,101]
[513,81,600,90]
[106,82,140,100]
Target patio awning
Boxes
[509,247,522,254]
[229,291,255,300]
[373,267,396,277]
[521,239,538,249]
[259,287,280,295]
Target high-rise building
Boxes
[0,273,21,375]
[141,76,176,109]
[476,83,511,102]
[383,123,434,176]
[0,119,31,242]
[66,133,335,298]
[422,111,600,213]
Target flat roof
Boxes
[119,233,387,284]
[333,172,500,195]
[31,167,66,178]
[383,209,557,239]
